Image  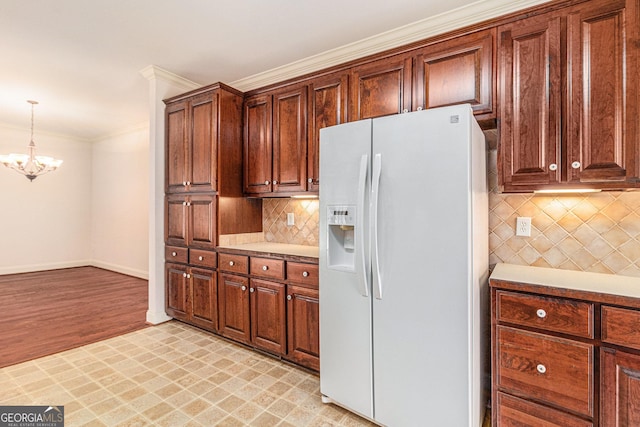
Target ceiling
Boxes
[0,0,548,141]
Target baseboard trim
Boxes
[0,260,149,280]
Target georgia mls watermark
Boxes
[0,406,64,427]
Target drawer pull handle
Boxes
[537,364,547,374]
[198,256,204,261]
[302,271,309,277]
[171,251,177,257]
[262,265,268,271]
[229,261,235,266]
[536,309,547,318]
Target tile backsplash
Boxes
[488,148,640,278]
[263,198,319,246]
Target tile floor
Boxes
[0,321,375,426]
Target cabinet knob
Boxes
[262,265,268,271]
[171,251,177,257]
[536,309,547,318]
[186,274,191,279]
[241,285,247,291]
[265,180,270,185]
[308,178,313,183]
[549,164,558,171]
[182,181,187,186]
[250,288,255,293]
[302,271,309,277]
[287,295,292,301]
[416,106,423,111]
[571,161,581,169]
[186,181,191,186]
[183,272,187,278]
[273,180,278,185]
[198,256,204,261]
[182,201,187,206]
[402,109,409,113]
[536,364,547,374]
[229,261,235,266]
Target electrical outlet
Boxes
[516,217,532,237]
[287,212,295,226]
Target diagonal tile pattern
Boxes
[487,149,640,277]
[0,321,374,427]
[263,199,319,246]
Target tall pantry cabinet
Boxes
[164,83,262,332]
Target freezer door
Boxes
[370,105,485,426]
[319,119,374,419]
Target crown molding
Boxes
[230,0,551,92]
[139,65,201,91]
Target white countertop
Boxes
[217,242,319,259]
[490,263,640,299]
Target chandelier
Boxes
[0,100,63,181]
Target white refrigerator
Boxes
[319,104,489,427]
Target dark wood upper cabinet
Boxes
[244,82,310,196]
[498,0,639,192]
[165,100,189,193]
[243,94,273,194]
[498,12,562,189]
[307,72,349,192]
[273,84,308,193]
[349,54,413,120]
[414,28,495,122]
[166,193,217,250]
[565,0,639,185]
[165,83,246,196]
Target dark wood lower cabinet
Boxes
[491,264,640,427]
[250,279,286,355]
[286,285,319,371]
[165,262,217,332]
[600,348,640,427]
[218,272,250,344]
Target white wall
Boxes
[0,125,92,274]
[90,127,149,278]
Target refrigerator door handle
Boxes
[357,154,369,297]
[372,153,383,300]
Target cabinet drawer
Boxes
[496,291,594,338]
[287,262,318,287]
[190,249,217,269]
[250,257,285,280]
[165,246,188,264]
[495,325,594,417]
[218,253,249,274]
[496,392,593,427]
[602,306,640,350]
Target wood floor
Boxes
[0,266,149,368]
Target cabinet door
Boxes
[165,100,189,193]
[165,262,188,321]
[218,273,250,344]
[188,194,216,250]
[250,279,286,355]
[601,348,640,426]
[415,29,495,119]
[286,285,319,371]
[244,94,273,194]
[165,194,188,247]
[190,267,217,332]
[498,12,562,190]
[189,91,218,192]
[350,55,413,120]
[566,0,639,184]
[308,72,348,192]
[272,84,308,193]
